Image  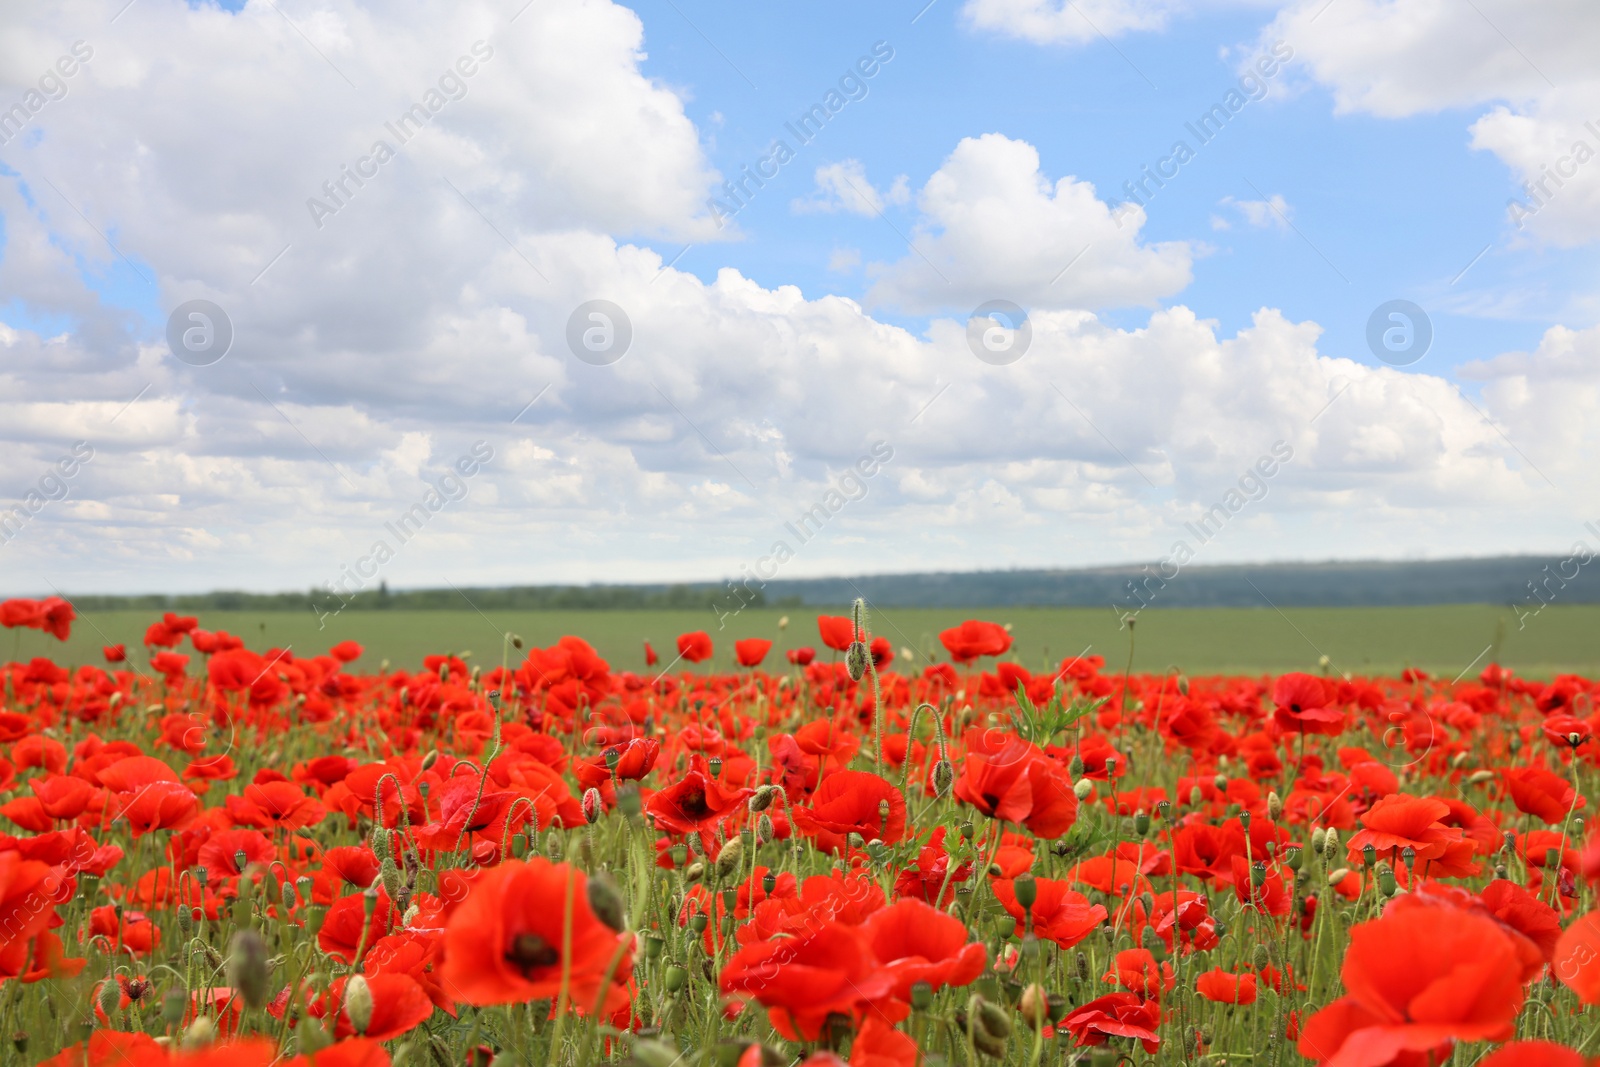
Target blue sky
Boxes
[626,0,1556,370]
[2,0,1598,594]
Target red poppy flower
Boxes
[1272,672,1344,736]
[787,647,816,665]
[792,770,906,854]
[938,620,1010,664]
[859,898,985,1004]
[1298,900,1524,1066]
[1505,766,1585,824]
[329,640,363,664]
[953,729,1078,838]
[644,755,753,836]
[676,631,713,664]
[1196,968,1257,1005]
[1060,992,1161,1054]
[643,641,659,667]
[992,876,1106,948]
[310,974,435,1041]
[1555,911,1600,1004]
[816,615,859,651]
[438,858,633,1013]
[102,644,126,663]
[1480,1043,1592,1067]
[735,638,773,667]
[720,919,896,1040]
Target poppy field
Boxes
[1,596,1597,1067]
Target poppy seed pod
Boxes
[1014,874,1038,911]
[910,980,934,1011]
[343,974,374,1036]
[1104,756,1118,777]
[663,964,689,994]
[1134,809,1151,836]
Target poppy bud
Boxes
[846,642,869,681]
[420,749,438,771]
[280,880,296,907]
[1189,785,1203,808]
[756,814,774,844]
[379,857,403,902]
[343,974,374,1036]
[748,785,777,813]
[1328,867,1351,886]
[618,784,642,818]
[369,829,391,863]
[1213,774,1227,792]
[715,838,743,882]
[1176,674,1190,695]
[228,929,271,1010]
[1324,828,1340,854]
[1074,780,1093,800]
[970,994,1012,1057]
[933,760,955,797]
[1310,827,1326,854]
[1089,1049,1119,1067]
[632,1039,686,1067]
[1466,769,1495,785]
[1075,950,1091,982]
[588,871,626,932]
[663,964,689,993]
[1141,925,1166,961]
[582,788,603,824]
[684,862,705,884]
[177,905,195,939]
[1267,791,1283,821]
[161,986,187,1025]
[1068,755,1085,777]
[546,835,565,861]
[910,981,934,1011]
[1252,943,1270,970]
[1546,847,1562,870]
[181,1016,217,1050]
[97,979,121,1018]
[1019,984,1052,1027]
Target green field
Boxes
[16,602,1600,680]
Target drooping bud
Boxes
[587,871,626,932]
[181,1016,217,1050]
[846,642,869,681]
[97,979,121,1018]
[343,974,374,1036]
[227,929,271,1010]
[1019,983,1052,1028]
[933,759,955,797]
[715,837,743,882]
